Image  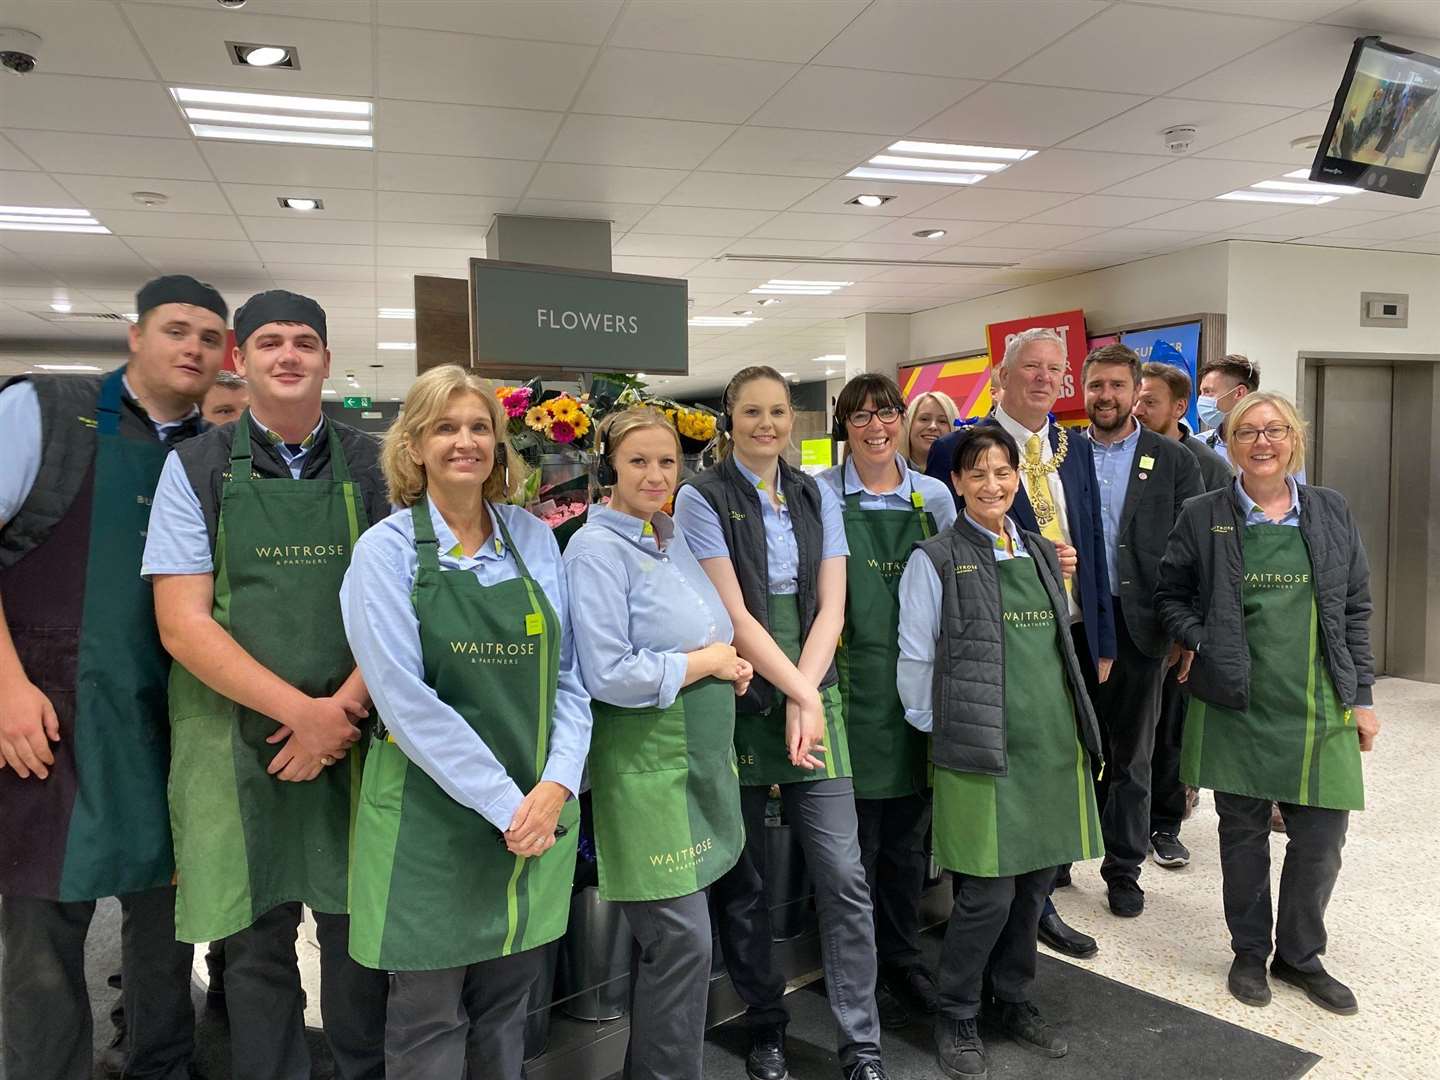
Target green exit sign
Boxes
[343,396,372,408]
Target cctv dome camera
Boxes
[0,28,40,75]
[215,0,249,7]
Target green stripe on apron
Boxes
[1180,524,1363,811]
[348,500,578,971]
[933,557,1103,878]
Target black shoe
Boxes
[747,1025,789,1080]
[1108,878,1145,918]
[1227,954,1271,1007]
[205,941,226,1009]
[1271,958,1358,1015]
[996,1000,1068,1057]
[843,1061,888,1080]
[936,1017,987,1079]
[1037,912,1098,958]
[1053,866,1072,888]
[891,964,939,1014]
[1150,831,1190,868]
[875,978,911,1030]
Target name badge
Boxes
[910,490,925,510]
[1139,454,1156,470]
[525,612,544,636]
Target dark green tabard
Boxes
[1182,524,1364,811]
[933,557,1102,878]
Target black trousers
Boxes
[0,885,194,1080]
[1214,793,1349,973]
[222,902,388,1080]
[937,869,1052,1021]
[855,792,931,972]
[1075,604,1166,886]
[1150,665,1189,836]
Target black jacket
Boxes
[1178,421,1232,492]
[1155,484,1375,710]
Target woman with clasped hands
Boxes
[339,365,591,1079]
[1156,390,1377,1017]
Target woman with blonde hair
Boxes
[564,406,750,1079]
[339,364,592,1079]
[903,390,959,470]
[1157,391,1377,1016]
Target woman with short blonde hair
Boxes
[903,391,959,470]
[1223,392,1307,475]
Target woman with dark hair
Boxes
[898,426,1100,1080]
[818,374,955,1026]
[674,366,887,1080]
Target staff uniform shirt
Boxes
[816,453,957,532]
[563,504,734,709]
[673,457,846,594]
[1087,421,1141,596]
[141,413,325,577]
[340,500,591,833]
[896,512,1029,734]
[1235,474,1301,528]
[0,376,199,522]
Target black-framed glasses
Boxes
[1232,422,1293,445]
[847,407,903,427]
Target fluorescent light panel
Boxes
[689,316,760,327]
[889,141,1036,161]
[1265,175,1364,195]
[0,205,91,216]
[188,124,372,148]
[378,307,414,318]
[184,108,371,132]
[867,155,1009,173]
[377,342,415,350]
[810,354,846,364]
[848,140,1036,187]
[36,364,102,371]
[173,87,373,149]
[172,87,371,115]
[1217,190,1338,205]
[0,205,108,234]
[847,166,986,185]
[0,213,100,226]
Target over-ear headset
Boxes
[594,425,617,488]
[832,406,847,446]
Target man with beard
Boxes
[1081,345,1201,917]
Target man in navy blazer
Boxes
[925,328,1115,959]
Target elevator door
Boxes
[1309,364,1391,672]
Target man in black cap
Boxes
[145,290,389,1080]
[0,275,227,1080]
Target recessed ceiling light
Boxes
[172,87,373,149]
[849,194,894,208]
[810,354,846,364]
[757,297,783,306]
[50,301,72,313]
[36,363,102,372]
[690,316,760,327]
[377,342,415,350]
[278,196,324,210]
[227,42,298,69]
[378,307,414,318]
[824,368,837,376]
[0,205,109,234]
[124,313,138,321]
[912,228,947,240]
[750,279,852,296]
[1216,190,1338,206]
[889,140,1037,161]
[322,387,337,396]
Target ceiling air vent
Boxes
[38,311,132,323]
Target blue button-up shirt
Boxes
[563,504,734,709]
[896,512,1028,734]
[340,500,592,833]
[1235,474,1301,528]
[815,454,957,532]
[1089,421,1141,597]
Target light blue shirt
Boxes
[1235,474,1301,528]
[563,504,734,709]
[896,513,1028,734]
[1088,421,1141,598]
[816,454,958,533]
[340,500,592,833]
[673,458,846,595]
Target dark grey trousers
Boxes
[385,946,543,1080]
[222,902,387,1080]
[619,890,713,1080]
[855,792,931,971]
[711,777,880,1067]
[0,886,194,1080]
[1214,793,1349,973]
[1150,665,1190,836]
[937,868,1053,1022]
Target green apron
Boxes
[1182,525,1364,810]
[167,413,368,942]
[348,501,579,970]
[836,490,933,800]
[589,678,744,902]
[933,557,1102,878]
[734,594,850,786]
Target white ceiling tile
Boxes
[967,223,1106,248]
[377,192,517,225]
[222,183,376,219]
[1124,201,1294,231]
[1102,157,1284,199]
[1143,0,1353,19]
[630,206,776,237]
[912,83,1148,148]
[612,234,734,259]
[1172,25,1378,107]
[1063,227,1210,252]
[1062,99,1299,156]
[752,67,982,136]
[985,150,1174,193]
[919,188,1077,222]
[263,263,376,283]
[821,242,956,262]
[91,210,248,241]
[784,179,960,217]
[1228,206,1405,235]
[1321,0,1440,38]
[53,174,230,213]
[376,223,491,249]
[1194,109,1335,164]
[376,0,623,44]
[514,199,652,228]
[241,217,375,244]
[377,154,537,198]
[1024,194,1193,226]
[377,247,475,269]
[854,217,1002,245]
[379,27,594,109]
[816,0,1106,79]
[748,212,884,243]
[126,3,375,95]
[201,144,375,189]
[610,0,869,62]
[1018,251,1122,271]
[700,129,888,179]
[375,101,563,160]
[574,49,800,124]
[10,130,211,183]
[0,170,85,208]
[1286,234,1386,248]
[1005,5,1293,95]
[525,163,688,204]
[1,74,186,138]
[125,237,261,266]
[720,237,836,257]
[1,0,153,79]
[254,242,376,266]
[0,135,37,172]
[609,255,708,278]
[547,116,736,171]
[1315,213,1440,240]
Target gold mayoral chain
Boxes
[1021,425,1069,529]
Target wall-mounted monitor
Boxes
[1311,36,1440,199]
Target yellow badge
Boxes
[525,612,544,636]
[642,521,654,537]
[911,490,926,510]
[1139,455,1156,470]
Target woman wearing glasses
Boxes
[818,375,955,1027]
[1156,391,1378,1016]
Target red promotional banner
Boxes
[985,309,1088,420]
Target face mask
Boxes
[1196,394,1225,431]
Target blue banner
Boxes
[1121,322,1203,432]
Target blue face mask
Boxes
[1196,394,1225,431]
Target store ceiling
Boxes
[2,0,1440,398]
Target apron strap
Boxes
[844,481,934,538]
[95,367,128,437]
[324,421,352,483]
[230,410,254,481]
[410,497,441,573]
[491,507,533,581]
